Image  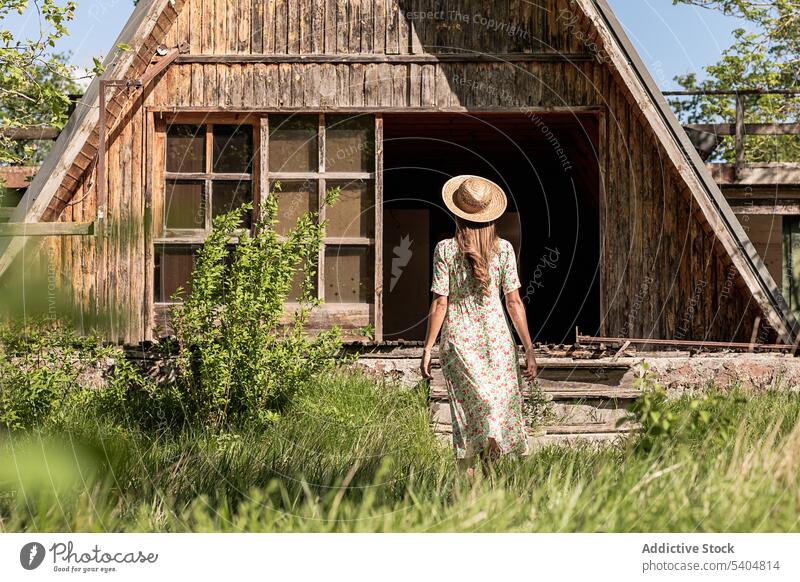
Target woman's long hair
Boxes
[454,216,499,297]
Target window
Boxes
[154,114,381,337]
[156,122,254,302]
[267,114,377,314]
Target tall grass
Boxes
[3,371,800,532]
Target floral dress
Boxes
[431,237,531,460]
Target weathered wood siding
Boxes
[168,0,587,56]
[42,0,767,344]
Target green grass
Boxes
[3,370,800,532]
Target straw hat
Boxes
[441,175,507,223]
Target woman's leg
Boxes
[479,438,501,484]
[457,456,477,481]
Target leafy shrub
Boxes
[624,362,743,451]
[170,183,349,429]
[0,320,178,431]
[0,321,97,430]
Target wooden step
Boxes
[428,360,641,448]
[428,361,638,401]
[432,421,642,450]
[432,422,641,436]
[542,421,640,435]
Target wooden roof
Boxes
[579,0,799,343]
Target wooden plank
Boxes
[264,0,276,53]
[361,0,374,54]
[730,203,800,215]
[288,0,300,53]
[311,0,325,53]
[385,0,399,54]
[275,0,288,53]
[190,63,204,105]
[251,0,264,53]
[324,0,337,54]
[373,0,386,54]
[0,221,95,236]
[336,0,349,53]
[348,0,361,53]
[300,0,313,53]
[0,127,60,140]
[214,0,226,53]
[685,123,800,136]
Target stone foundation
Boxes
[350,345,800,394]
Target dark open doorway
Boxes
[382,112,601,344]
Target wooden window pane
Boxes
[324,246,374,303]
[326,179,374,238]
[213,124,253,173]
[166,124,205,173]
[268,115,318,172]
[154,245,197,302]
[270,180,318,236]
[212,181,252,228]
[164,180,205,230]
[0,188,23,208]
[325,115,374,172]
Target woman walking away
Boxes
[420,175,538,481]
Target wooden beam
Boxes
[577,333,794,352]
[148,105,607,115]
[686,123,800,136]
[177,53,596,64]
[0,127,60,141]
[0,221,95,237]
[665,88,800,96]
[730,203,800,215]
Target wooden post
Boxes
[374,114,384,343]
[735,93,745,182]
[318,113,326,301]
[258,117,269,221]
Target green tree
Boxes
[669,0,800,163]
[0,1,79,165]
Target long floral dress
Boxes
[431,237,531,460]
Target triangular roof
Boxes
[578,0,798,343]
[1,0,797,343]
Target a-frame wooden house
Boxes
[1,0,797,349]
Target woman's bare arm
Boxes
[420,293,448,379]
[504,289,538,380]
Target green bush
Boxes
[624,362,744,452]
[0,320,181,431]
[169,183,349,429]
[0,321,99,430]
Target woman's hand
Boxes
[420,349,433,380]
[522,349,538,382]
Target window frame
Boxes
[153,116,258,307]
[151,113,383,342]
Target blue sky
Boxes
[2,0,756,91]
